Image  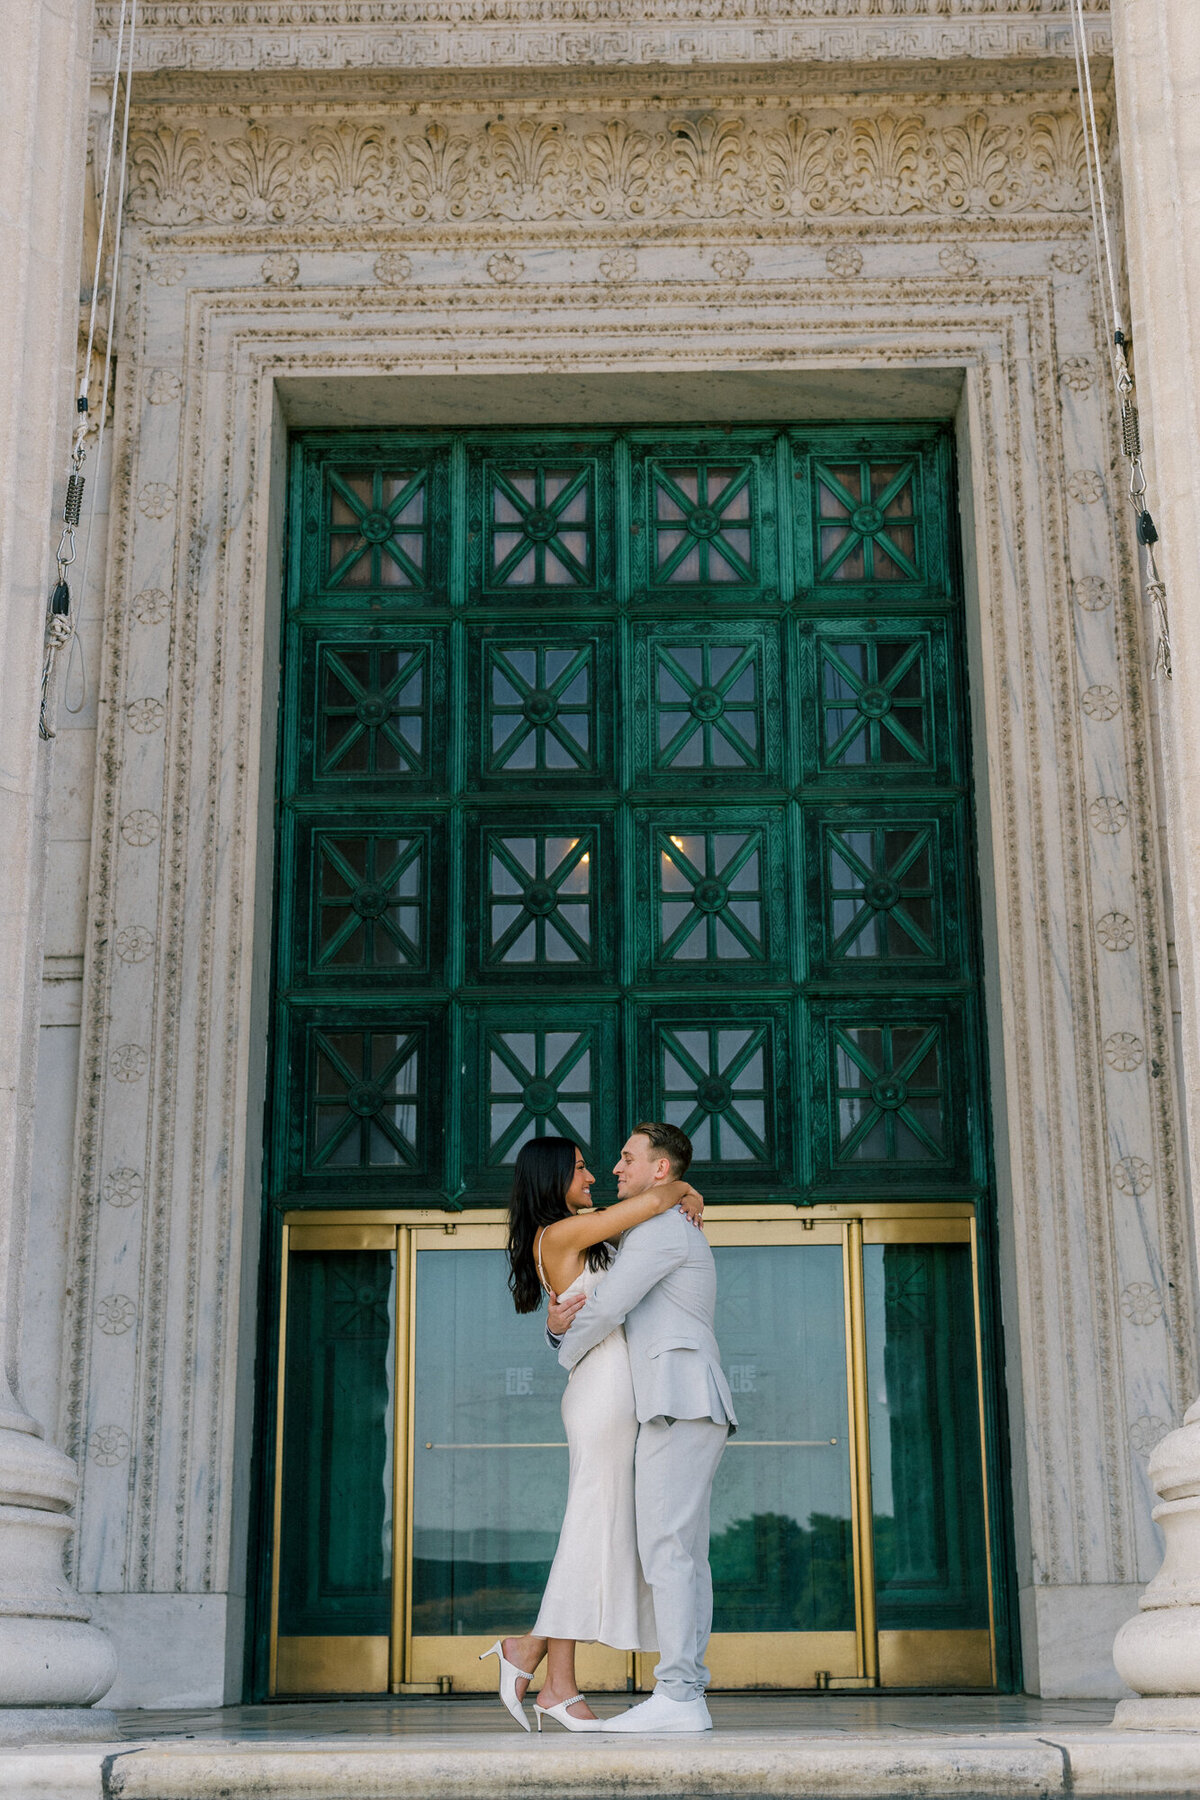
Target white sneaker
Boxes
[598,1692,712,1734]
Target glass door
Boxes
[269,1204,993,1695]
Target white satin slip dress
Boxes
[531,1251,657,1650]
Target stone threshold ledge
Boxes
[5,1729,1200,1800]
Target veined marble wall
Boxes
[25,0,1196,1706]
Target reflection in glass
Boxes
[864,1242,989,1630]
[328,467,428,590]
[278,1249,396,1638]
[820,640,929,771]
[826,825,937,963]
[310,1029,420,1169]
[412,1250,568,1635]
[654,641,761,771]
[486,1028,594,1163]
[710,1245,854,1631]
[318,646,427,779]
[315,832,425,970]
[832,1023,945,1163]
[653,464,755,585]
[815,460,918,583]
[487,644,593,775]
[660,1023,771,1164]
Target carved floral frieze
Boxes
[127,104,1093,229]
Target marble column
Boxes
[1110,0,1200,1729]
[0,0,116,1722]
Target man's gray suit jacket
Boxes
[557,1209,738,1432]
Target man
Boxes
[547,1121,736,1734]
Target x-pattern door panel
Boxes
[263,420,1010,1699]
[274,422,984,1207]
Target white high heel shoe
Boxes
[534,1694,603,1732]
[478,1640,535,1731]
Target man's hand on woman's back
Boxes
[547,1290,586,1336]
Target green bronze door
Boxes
[255,424,1013,1696]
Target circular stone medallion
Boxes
[851,503,884,534]
[523,881,558,917]
[523,508,558,543]
[359,511,394,544]
[348,1082,383,1117]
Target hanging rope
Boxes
[1070,0,1171,680]
[40,0,139,739]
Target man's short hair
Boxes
[633,1120,693,1179]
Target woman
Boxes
[480,1135,703,1732]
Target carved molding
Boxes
[58,251,1191,1617]
[126,102,1093,229]
[93,0,1111,77]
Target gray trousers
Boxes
[634,1416,729,1701]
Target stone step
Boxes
[5,1728,1200,1800]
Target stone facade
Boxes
[7,0,1199,1712]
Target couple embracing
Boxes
[481,1121,737,1735]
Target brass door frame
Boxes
[270,1201,993,1694]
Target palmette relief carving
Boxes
[125,105,1095,230]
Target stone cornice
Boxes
[93,0,1111,78]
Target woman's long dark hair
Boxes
[506,1135,612,1314]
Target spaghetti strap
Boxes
[534,1226,551,1296]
